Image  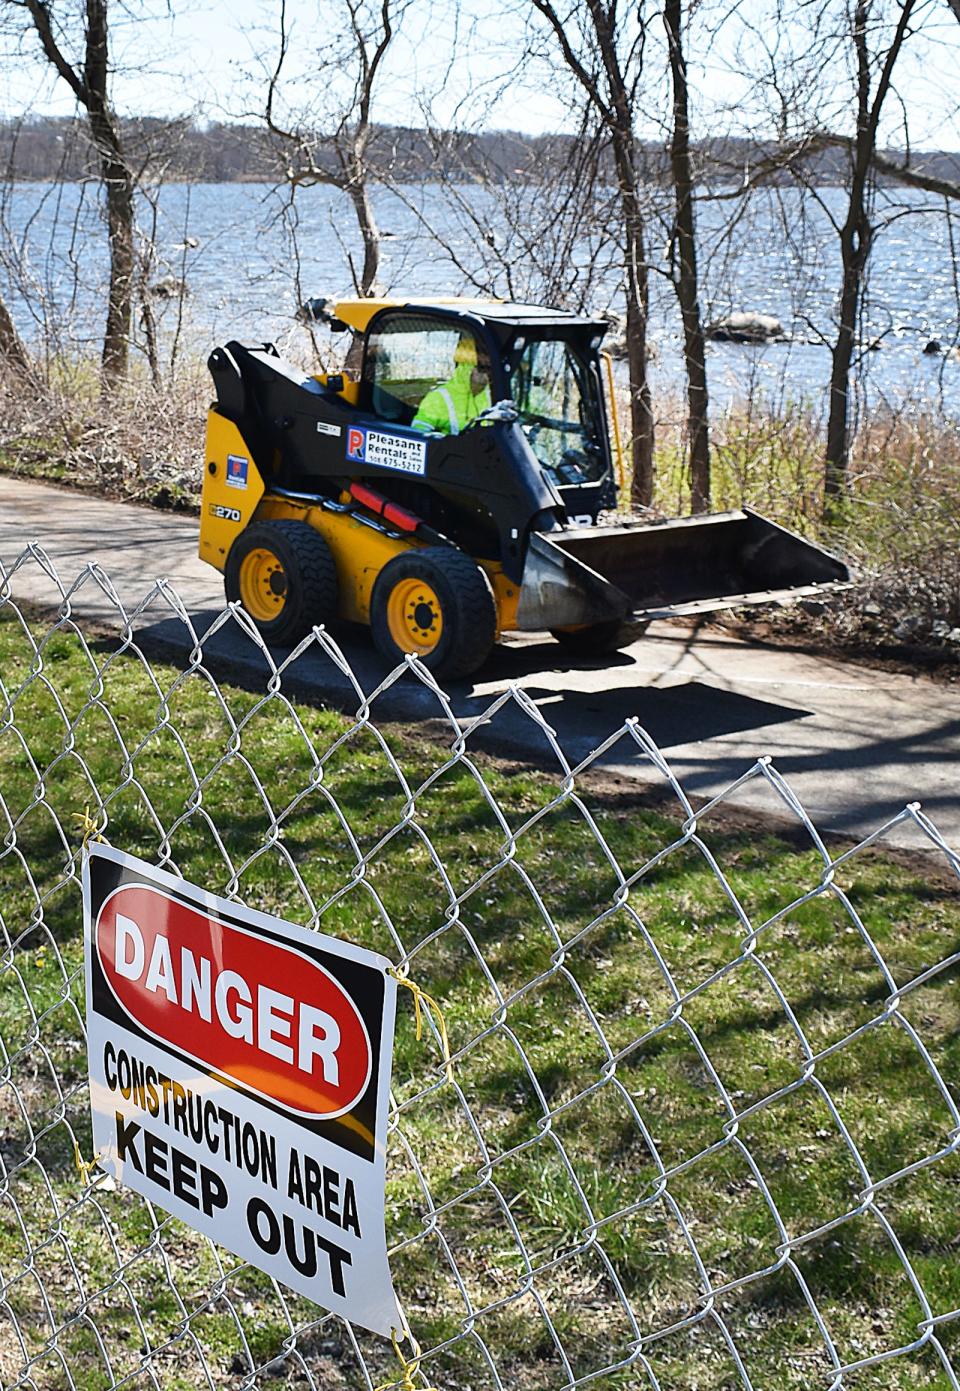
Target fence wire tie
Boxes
[73,805,104,849]
[72,1136,104,1188]
[374,1327,437,1391]
[388,967,454,1085]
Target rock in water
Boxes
[706,312,784,343]
[148,276,187,299]
[297,297,329,323]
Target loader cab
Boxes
[359,302,616,522]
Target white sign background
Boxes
[82,844,400,1336]
[364,428,427,475]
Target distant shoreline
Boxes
[3,115,959,188]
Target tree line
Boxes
[5,113,960,189]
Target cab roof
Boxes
[332,296,610,339]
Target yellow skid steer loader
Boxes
[199,297,848,678]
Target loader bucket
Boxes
[516,509,849,630]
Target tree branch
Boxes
[529,0,614,125]
[701,129,960,205]
[23,0,87,104]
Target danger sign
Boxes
[83,844,400,1336]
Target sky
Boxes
[2,0,960,149]
[0,0,569,134]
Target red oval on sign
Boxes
[95,884,372,1118]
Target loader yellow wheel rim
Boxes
[386,577,443,654]
[238,547,288,622]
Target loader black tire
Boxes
[371,547,496,679]
[225,519,338,645]
[550,618,646,657]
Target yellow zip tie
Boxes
[73,1137,104,1187]
[373,1328,437,1391]
[388,967,454,1085]
[73,806,104,849]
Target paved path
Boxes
[1,475,957,851]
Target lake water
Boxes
[3,179,960,417]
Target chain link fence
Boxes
[0,544,958,1391]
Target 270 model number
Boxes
[210,503,241,522]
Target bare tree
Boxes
[528,0,655,507]
[12,0,137,387]
[823,0,919,506]
[262,0,407,357]
[710,0,950,510]
[663,0,710,512]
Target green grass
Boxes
[0,615,958,1389]
[0,433,69,484]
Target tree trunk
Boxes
[98,147,136,386]
[346,180,380,299]
[664,0,710,513]
[343,179,380,375]
[615,161,654,508]
[0,291,32,379]
[825,213,870,500]
[140,292,161,391]
[583,0,654,506]
[623,244,654,507]
[84,0,135,389]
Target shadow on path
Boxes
[135,610,810,755]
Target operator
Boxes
[412,334,492,435]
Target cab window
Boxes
[511,338,605,483]
[364,314,479,424]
